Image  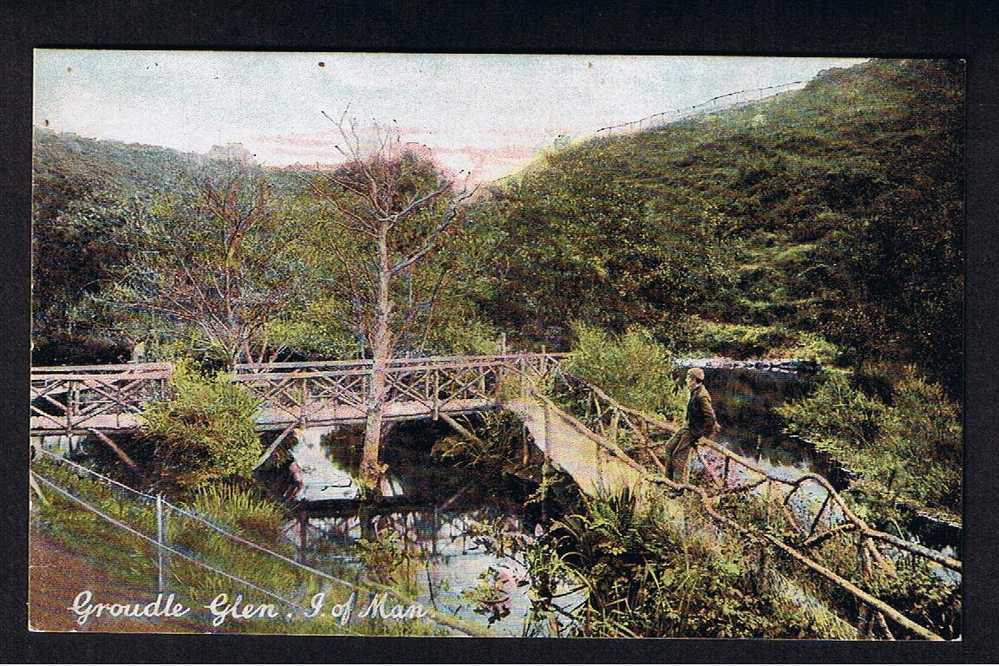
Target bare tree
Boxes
[308,112,474,491]
[107,161,306,367]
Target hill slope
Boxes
[473,58,963,393]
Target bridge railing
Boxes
[31,362,174,375]
[30,363,172,434]
[231,353,566,425]
[233,353,569,374]
[30,353,569,434]
[532,365,960,574]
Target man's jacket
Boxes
[685,384,719,438]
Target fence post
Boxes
[298,510,308,561]
[543,401,551,459]
[432,506,439,557]
[522,423,529,465]
[156,493,166,593]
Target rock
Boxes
[675,357,821,376]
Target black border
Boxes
[4,0,998,662]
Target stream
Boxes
[268,421,577,636]
[264,364,960,635]
[698,365,960,560]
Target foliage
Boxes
[679,316,792,358]
[471,143,738,349]
[778,364,962,516]
[866,558,961,640]
[188,483,285,543]
[354,529,423,599]
[31,129,203,363]
[565,323,685,420]
[469,59,963,394]
[141,359,262,490]
[261,297,359,360]
[461,514,577,635]
[467,486,859,638]
[104,161,311,366]
[432,412,544,488]
[551,490,767,637]
[766,330,842,365]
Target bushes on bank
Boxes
[503,488,859,638]
[564,323,685,420]
[778,364,962,517]
[141,359,262,490]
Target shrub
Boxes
[538,489,856,638]
[142,358,262,490]
[778,364,961,515]
[679,316,793,359]
[565,323,684,419]
[188,482,285,543]
[867,558,961,640]
[766,330,842,365]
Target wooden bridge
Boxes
[29,354,562,435]
[30,352,962,639]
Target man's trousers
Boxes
[665,428,698,484]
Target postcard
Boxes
[28,51,963,640]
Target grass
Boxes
[30,455,450,636]
[777,364,962,521]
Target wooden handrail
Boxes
[540,366,962,573]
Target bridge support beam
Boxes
[253,420,300,470]
[88,429,139,472]
[439,413,485,447]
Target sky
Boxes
[34,51,867,183]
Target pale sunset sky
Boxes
[34,51,867,183]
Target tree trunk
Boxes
[360,222,393,492]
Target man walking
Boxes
[666,367,720,484]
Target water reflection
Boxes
[285,503,573,636]
[272,424,577,636]
[714,425,825,481]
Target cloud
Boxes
[249,126,540,183]
[35,51,870,182]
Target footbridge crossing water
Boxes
[29,354,562,435]
[30,352,961,639]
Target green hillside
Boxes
[473,58,963,394]
[31,130,204,361]
[32,59,964,398]
[33,59,964,388]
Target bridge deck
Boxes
[504,398,645,497]
[30,398,499,435]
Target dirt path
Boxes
[28,523,204,633]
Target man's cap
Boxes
[686,367,705,381]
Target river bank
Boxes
[29,523,202,633]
